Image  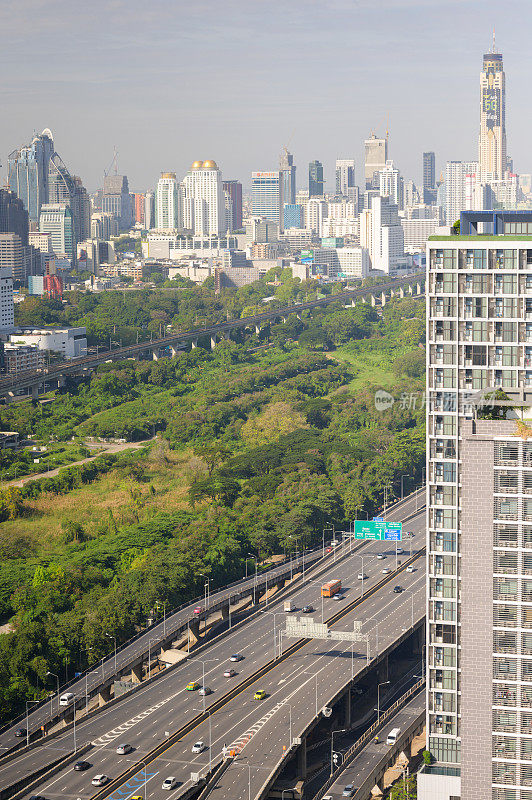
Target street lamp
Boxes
[195,658,219,712]
[105,633,117,673]
[401,474,412,500]
[247,554,257,598]
[303,670,319,717]
[155,600,167,637]
[25,699,39,747]
[85,670,99,716]
[377,681,391,723]
[46,671,59,716]
[261,610,284,660]
[331,728,346,776]
[323,523,334,558]
[127,758,148,799]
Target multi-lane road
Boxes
[10,492,425,800]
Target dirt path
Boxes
[1,439,152,489]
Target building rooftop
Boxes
[428,234,532,241]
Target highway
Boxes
[11,492,425,800]
[324,692,425,799]
[0,544,329,754]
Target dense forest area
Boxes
[0,274,425,720]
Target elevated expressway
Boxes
[7,491,426,800]
[0,272,424,401]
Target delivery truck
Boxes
[284,600,295,612]
[321,579,342,597]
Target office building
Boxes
[0,268,15,333]
[156,173,180,230]
[102,175,133,231]
[365,133,388,188]
[144,192,155,230]
[10,327,87,359]
[306,198,328,237]
[479,44,507,179]
[182,160,226,236]
[39,204,75,262]
[401,217,441,254]
[3,344,45,374]
[424,151,436,191]
[444,161,479,225]
[379,160,403,209]
[335,159,356,198]
[308,160,324,197]
[280,149,296,206]
[245,218,279,244]
[0,189,29,244]
[251,171,283,227]
[420,210,532,800]
[7,128,54,223]
[369,195,405,273]
[222,180,243,229]
[283,204,304,230]
[91,212,118,241]
[336,247,370,280]
[132,193,145,225]
[0,234,24,283]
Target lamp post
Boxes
[105,633,117,673]
[85,670,99,716]
[247,554,257,599]
[148,639,153,680]
[331,728,346,776]
[377,680,391,723]
[46,671,59,716]
[401,474,412,501]
[25,699,39,747]
[261,610,284,660]
[155,600,167,636]
[196,658,219,712]
[356,555,366,597]
[127,759,148,799]
[323,523,334,558]
[303,670,319,717]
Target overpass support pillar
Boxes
[5,392,14,404]
[152,348,160,361]
[31,383,39,400]
[381,292,387,306]
[412,625,424,655]
[416,282,422,295]
[57,376,66,389]
[131,663,143,684]
[351,298,357,307]
[255,325,261,336]
[297,737,307,779]
[371,781,384,797]
[210,335,217,350]
[221,602,230,621]
[191,339,198,349]
[343,688,351,728]
[188,619,201,645]
[399,286,405,298]
[98,685,111,707]
[361,295,367,304]
[407,283,413,295]
[170,346,179,358]
[370,294,376,307]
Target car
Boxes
[191,741,205,753]
[331,539,339,547]
[29,796,47,800]
[326,547,332,553]
[131,796,144,800]
[59,692,74,706]
[162,777,179,790]
[230,654,243,662]
[396,547,404,554]
[382,567,391,574]
[186,681,200,691]
[302,605,314,613]
[224,668,237,677]
[199,686,212,696]
[342,786,355,797]
[254,689,267,700]
[352,687,364,696]
[73,760,91,771]
[193,606,203,615]
[116,743,133,754]
[91,775,109,787]
[332,593,343,601]
[406,565,415,573]
[377,553,386,560]
[393,585,403,593]
[357,573,367,580]
[14,727,27,738]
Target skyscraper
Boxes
[133,193,145,225]
[251,171,283,227]
[182,161,226,236]
[39,204,75,262]
[155,173,180,230]
[144,192,155,230]
[8,129,54,224]
[0,189,29,245]
[420,210,532,800]
[222,180,243,230]
[364,133,388,188]
[479,43,507,179]
[423,152,436,191]
[444,161,479,225]
[379,160,403,209]
[102,175,133,232]
[280,148,296,206]
[335,159,356,198]
[308,160,324,197]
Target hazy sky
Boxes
[2,0,532,193]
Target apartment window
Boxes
[494,578,518,601]
[492,790,517,800]
[493,709,517,732]
[492,761,516,785]
[492,735,516,760]
[522,712,532,733]
[434,509,457,529]
[496,444,519,466]
[494,631,517,653]
[493,685,517,706]
[494,658,518,679]
[494,604,518,627]
[521,737,532,758]
[433,531,457,552]
[470,320,488,341]
[495,499,518,520]
[494,551,518,574]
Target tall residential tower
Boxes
[479,44,507,179]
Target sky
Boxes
[2,0,532,193]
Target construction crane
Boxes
[104,147,119,177]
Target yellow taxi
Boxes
[253,689,267,700]
[186,681,200,691]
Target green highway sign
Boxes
[354,520,402,541]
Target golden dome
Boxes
[191,160,203,170]
[202,159,217,169]
[161,172,176,179]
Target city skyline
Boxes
[1,1,531,192]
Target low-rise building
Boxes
[0,431,20,449]
[3,343,45,373]
[9,327,87,359]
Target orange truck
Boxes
[321,579,342,597]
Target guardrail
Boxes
[311,679,425,800]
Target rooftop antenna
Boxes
[492,28,496,53]
[104,147,119,177]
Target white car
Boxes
[116,743,132,754]
[377,554,385,560]
[162,776,179,790]
[192,741,205,753]
[382,567,391,574]
[397,548,404,554]
[332,593,343,600]
[357,573,367,580]
[92,774,109,786]
[406,565,415,573]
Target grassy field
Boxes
[329,342,400,392]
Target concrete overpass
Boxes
[0,272,424,401]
